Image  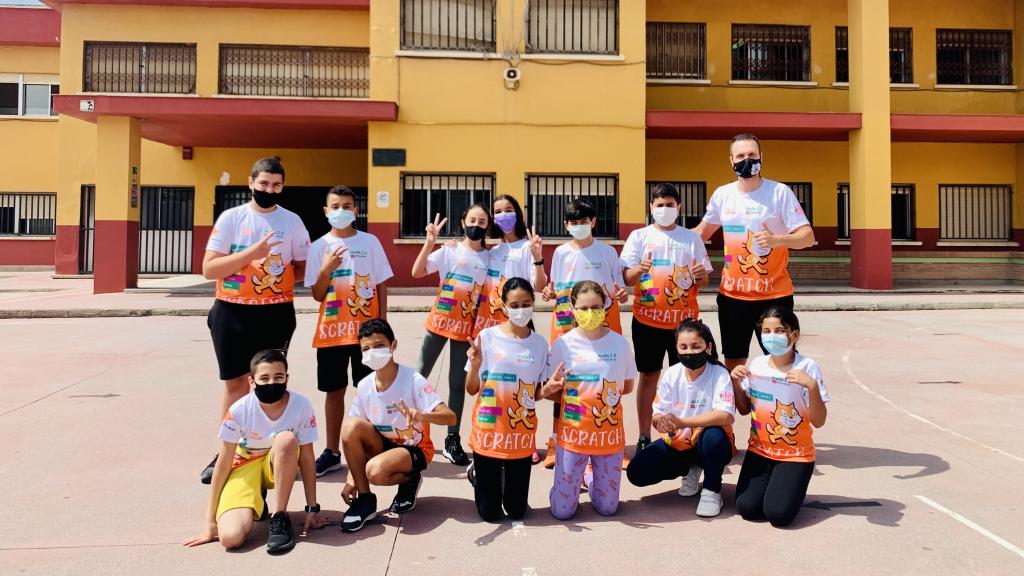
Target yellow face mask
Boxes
[573,308,606,330]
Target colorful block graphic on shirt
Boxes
[426,268,485,341]
[558,373,624,455]
[549,281,623,339]
[746,373,816,462]
[632,259,700,329]
[314,268,381,347]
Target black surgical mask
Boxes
[464,225,487,242]
[678,352,709,371]
[252,189,279,209]
[732,158,762,179]
[254,383,287,404]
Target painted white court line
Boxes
[843,347,1024,464]
[915,495,1024,559]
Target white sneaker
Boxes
[695,489,722,518]
[678,466,702,497]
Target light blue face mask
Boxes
[761,333,792,356]
[327,208,356,230]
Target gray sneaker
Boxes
[678,466,702,497]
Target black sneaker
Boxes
[390,472,422,514]
[636,435,651,454]
[443,434,470,466]
[341,493,378,533]
[199,454,217,485]
[315,449,344,477]
[466,461,476,487]
[266,511,295,555]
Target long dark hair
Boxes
[461,202,490,248]
[675,319,724,367]
[501,276,534,302]
[489,194,528,240]
[757,306,800,333]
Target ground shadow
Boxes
[787,494,906,529]
[225,510,389,553]
[815,443,950,480]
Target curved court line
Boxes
[842,347,1024,465]
[914,495,1024,559]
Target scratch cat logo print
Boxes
[591,379,620,427]
[766,400,801,446]
[737,230,771,275]
[663,264,693,306]
[506,380,537,429]
[347,273,375,317]
[747,373,816,461]
[252,253,285,294]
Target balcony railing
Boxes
[220,45,369,98]
[84,42,196,93]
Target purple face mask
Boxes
[494,212,518,233]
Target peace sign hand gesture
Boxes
[467,337,483,369]
[541,362,570,399]
[526,227,544,261]
[398,399,422,425]
[320,244,348,276]
[249,231,283,260]
[425,213,448,245]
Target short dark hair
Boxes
[489,194,528,240]
[570,279,606,306]
[250,349,288,374]
[730,133,761,154]
[251,157,286,181]
[501,276,535,302]
[358,318,395,343]
[326,185,357,206]
[563,199,597,222]
[650,182,681,204]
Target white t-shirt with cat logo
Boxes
[351,365,444,462]
[218,390,318,469]
[652,362,735,451]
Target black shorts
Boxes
[316,344,371,392]
[631,317,680,373]
[716,293,794,360]
[207,300,296,380]
[381,436,428,472]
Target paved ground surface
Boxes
[2,287,1023,574]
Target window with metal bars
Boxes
[732,24,810,82]
[837,183,915,240]
[646,23,705,80]
[645,182,706,228]
[83,42,196,93]
[0,193,56,236]
[400,174,495,238]
[139,187,195,274]
[936,29,1012,85]
[401,0,497,52]
[526,174,618,238]
[835,27,914,84]
[526,0,619,55]
[219,45,369,98]
[939,185,1012,241]
[785,182,813,225]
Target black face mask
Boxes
[252,189,279,209]
[678,352,709,371]
[732,158,762,179]
[254,383,287,404]
[464,225,487,242]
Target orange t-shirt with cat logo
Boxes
[621,225,713,330]
[305,231,393,348]
[350,365,444,463]
[547,329,638,456]
[652,362,736,452]
[466,327,550,460]
[702,180,810,302]
[548,241,625,342]
[741,354,829,463]
[206,204,310,305]
[424,244,489,342]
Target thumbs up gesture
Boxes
[613,283,629,304]
[639,249,653,273]
[754,222,780,250]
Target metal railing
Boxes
[940,184,1012,241]
[526,0,619,55]
[937,29,1013,85]
[647,23,705,80]
[837,184,850,240]
[732,24,810,82]
[83,42,196,93]
[835,27,914,84]
[785,182,813,225]
[139,187,194,274]
[400,174,495,238]
[645,181,706,228]
[401,0,497,52]
[219,45,369,98]
[526,174,618,238]
[837,184,915,240]
[0,193,56,236]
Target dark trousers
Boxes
[735,450,815,527]
[625,426,732,492]
[472,452,532,522]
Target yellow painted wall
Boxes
[1,46,60,194]
[0,46,59,74]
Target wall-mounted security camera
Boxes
[504,67,521,90]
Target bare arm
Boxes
[298,443,318,506]
[693,221,720,242]
[410,240,436,279]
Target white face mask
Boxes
[362,347,393,371]
[567,223,592,240]
[506,306,534,327]
[651,206,679,227]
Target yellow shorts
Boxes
[216,455,275,520]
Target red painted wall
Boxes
[0,239,55,265]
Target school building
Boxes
[2,0,1023,292]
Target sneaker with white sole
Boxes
[695,488,722,517]
[389,472,422,514]
[442,434,470,466]
[315,449,344,477]
[341,493,378,533]
[678,466,702,497]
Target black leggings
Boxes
[626,427,733,492]
[735,450,814,527]
[472,452,532,522]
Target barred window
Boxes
[401,0,497,52]
[940,185,1012,241]
[936,29,1012,85]
[0,193,56,236]
[527,174,617,238]
[645,182,706,228]
[526,0,619,55]
[84,42,196,93]
[732,24,810,82]
[219,45,369,98]
[835,27,914,84]
[785,182,813,225]
[837,184,850,240]
[646,23,705,80]
[400,173,495,238]
[837,184,915,240]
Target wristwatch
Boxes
[304,504,320,513]
[533,259,545,266]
